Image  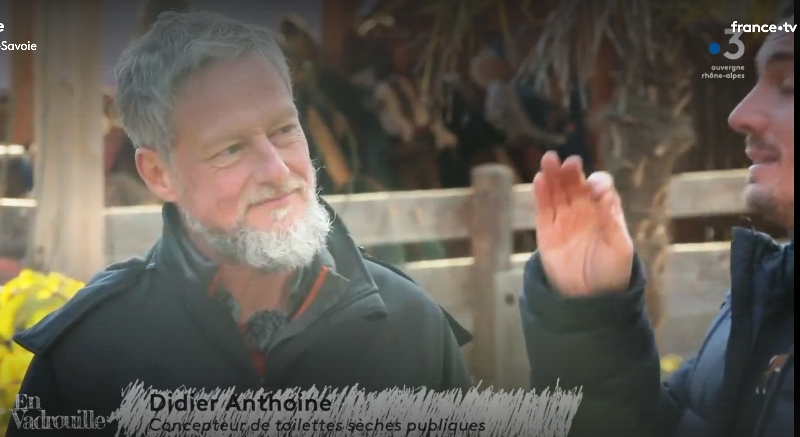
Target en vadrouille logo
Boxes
[10,394,107,432]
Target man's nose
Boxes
[251,135,291,184]
[728,90,770,136]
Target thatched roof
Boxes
[514,0,785,107]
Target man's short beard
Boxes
[181,189,332,273]
[745,187,794,230]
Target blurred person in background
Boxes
[0,145,30,284]
[519,1,793,436]
[278,15,398,193]
[277,15,408,265]
[7,11,472,436]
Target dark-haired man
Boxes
[519,1,793,436]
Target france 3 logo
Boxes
[708,28,745,60]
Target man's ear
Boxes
[135,147,180,202]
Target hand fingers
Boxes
[590,172,627,241]
[587,171,615,201]
[540,151,566,209]
[532,172,555,226]
[560,156,587,204]
[597,188,626,237]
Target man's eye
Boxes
[221,144,242,155]
[277,124,297,135]
[779,79,794,94]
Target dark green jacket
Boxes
[7,201,473,436]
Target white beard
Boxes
[181,187,332,273]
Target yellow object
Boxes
[0,269,84,434]
[661,354,685,376]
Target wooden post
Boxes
[320,0,358,73]
[587,37,615,171]
[27,0,105,281]
[493,268,529,391]
[7,0,36,146]
[469,164,515,386]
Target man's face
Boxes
[137,54,330,271]
[728,16,794,229]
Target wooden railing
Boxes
[0,165,749,388]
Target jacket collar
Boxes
[144,200,386,378]
[729,227,793,310]
[150,200,383,313]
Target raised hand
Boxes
[533,151,634,297]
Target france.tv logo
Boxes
[708,28,745,60]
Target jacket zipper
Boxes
[250,267,330,388]
[752,349,793,437]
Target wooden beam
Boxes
[484,243,731,388]
[468,164,515,384]
[7,0,36,145]
[665,170,749,218]
[0,202,741,318]
[319,0,358,73]
[0,169,750,260]
[587,36,615,170]
[28,0,105,281]
[409,241,731,385]
[325,188,474,245]
[509,169,750,230]
[405,241,732,334]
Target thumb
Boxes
[597,189,628,239]
[587,171,614,200]
[588,171,628,235]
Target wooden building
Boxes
[317,0,784,245]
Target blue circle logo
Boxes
[708,42,721,54]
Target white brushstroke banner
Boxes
[109,381,583,437]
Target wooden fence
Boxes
[0,165,749,389]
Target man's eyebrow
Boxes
[204,106,299,145]
[269,105,300,128]
[756,50,794,70]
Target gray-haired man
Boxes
[8,11,472,436]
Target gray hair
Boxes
[114,10,293,157]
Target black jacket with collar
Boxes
[7,201,473,436]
